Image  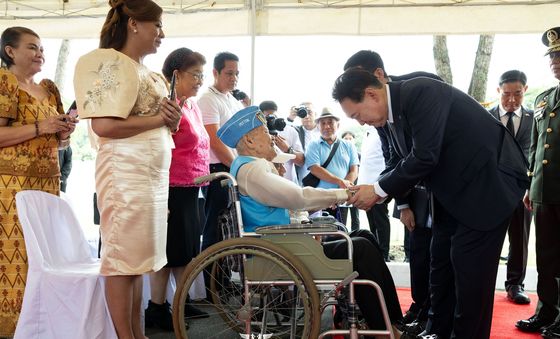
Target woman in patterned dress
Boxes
[74,1,182,338]
[0,26,77,337]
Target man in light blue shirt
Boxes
[304,109,359,190]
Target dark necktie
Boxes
[506,112,515,135]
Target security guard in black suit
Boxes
[488,70,533,305]
[516,27,560,339]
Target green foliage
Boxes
[61,98,96,162]
[339,125,369,151]
[71,123,96,161]
[524,85,555,110]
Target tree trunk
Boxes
[433,35,453,85]
[54,39,70,93]
[468,34,494,102]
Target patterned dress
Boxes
[0,69,63,336]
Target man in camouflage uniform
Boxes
[516,27,560,339]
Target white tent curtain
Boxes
[1,0,558,38]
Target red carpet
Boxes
[396,288,542,339]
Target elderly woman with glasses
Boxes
[144,47,211,330]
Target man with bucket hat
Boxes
[303,108,359,221]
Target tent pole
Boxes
[250,0,256,103]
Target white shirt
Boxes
[374,84,393,198]
[498,105,522,135]
[236,158,348,211]
[198,86,244,164]
[296,125,321,185]
[278,127,304,184]
[357,127,385,185]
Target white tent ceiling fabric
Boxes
[0,0,558,38]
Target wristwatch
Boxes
[287,146,294,154]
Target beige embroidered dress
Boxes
[75,49,172,276]
[0,69,63,336]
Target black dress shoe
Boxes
[516,314,553,333]
[418,334,440,339]
[507,285,531,305]
[185,303,209,319]
[403,320,427,336]
[145,300,174,331]
[403,310,419,324]
[542,322,560,339]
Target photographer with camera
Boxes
[259,100,304,184]
[292,102,321,184]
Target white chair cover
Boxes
[15,190,116,339]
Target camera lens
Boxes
[266,115,286,134]
[296,106,308,118]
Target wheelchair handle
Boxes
[193,172,237,186]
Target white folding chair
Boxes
[15,190,116,339]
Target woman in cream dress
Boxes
[73,1,181,338]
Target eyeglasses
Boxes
[185,71,204,81]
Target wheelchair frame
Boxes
[172,172,394,339]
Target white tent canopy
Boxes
[1,0,558,38]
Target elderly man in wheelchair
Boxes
[173,106,405,339]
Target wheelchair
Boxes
[172,172,395,339]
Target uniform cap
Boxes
[217,106,266,148]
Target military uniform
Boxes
[517,26,560,338]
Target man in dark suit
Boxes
[332,69,529,339]
[516,27,560,339]
[344,50,440,326]
[488,70,533,305]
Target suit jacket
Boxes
[488,105,533,158]
[378,72,443,220]
[378,78,529,230]
[529,86,560,204]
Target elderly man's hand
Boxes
[348,184,380,210]
[338,179,353,189]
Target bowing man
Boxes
[332,68,529,339]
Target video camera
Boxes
[292,105,309,119]
[266,115,286,135]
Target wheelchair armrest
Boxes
[255,223,338,234]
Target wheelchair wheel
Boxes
[173,237,321,339]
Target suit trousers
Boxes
[505,200,531,289]
[324,229,403,329]
[408,226,432,320]
[533,203,560,322]
[201,163,230,251]
[429,199,508,339]
[339,206,361,231]
[366,201,391,260]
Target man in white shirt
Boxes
[357,126,393,261]
[259,100,304,184]
[293,103,322,184]
[198,52,244,251]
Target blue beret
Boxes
[217,106,266,148]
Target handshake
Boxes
[342,184,384,210]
